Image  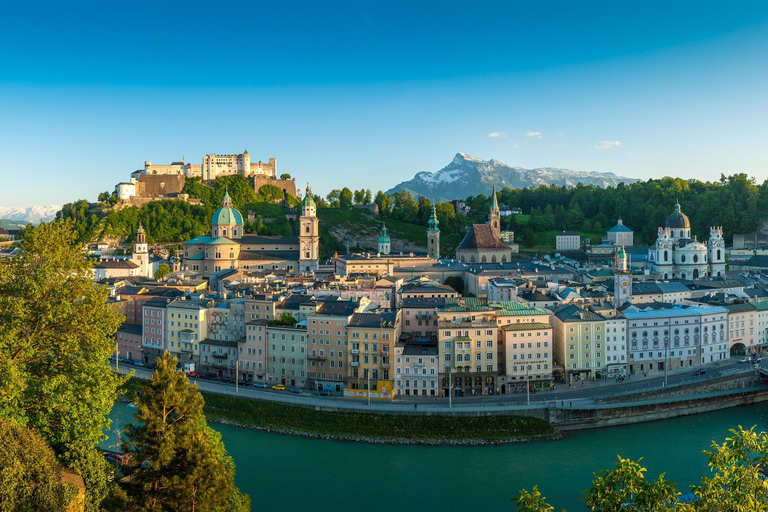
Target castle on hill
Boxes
[115,149,297,205]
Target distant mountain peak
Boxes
[387,154,639,202]
[0,204,61,224]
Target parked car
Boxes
[695,368,707,375]
[187,372,203,378]
[755,357,763,363]
[317,389,331,396]
[134,361,144,367]
[219,377,235,384]
[271,384,285,391]
[740,357,752,363]
[289,387,302,394]
[238,379,251,386]
[201,373,218,380]
[253,382,268,389]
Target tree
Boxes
[339,187,354,207]
[0,221,125,511]
[374,191,393,216]
[354,189,366,205]
[279,173,292,180]
[154,263,172,281]
[444,276,465,295]
[0,418,78,512]
[122,352,250,512]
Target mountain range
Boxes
[0,205,61,225]
[386,153,640,202]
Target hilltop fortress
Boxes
[115,150,297,205]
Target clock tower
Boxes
[614,245,632,308]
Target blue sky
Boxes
[2,0,768,207]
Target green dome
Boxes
[303,184,316,208]
[378,224,391,244]
[212,191,244,226]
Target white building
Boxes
[623,303,728,375]
[607,218,634,247]
[556,231,581,251]
[646,202,727,279]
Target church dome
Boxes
[212,191,244,226]
[378,224,391,244]
[665,202,690,229]
[302,184,316,208]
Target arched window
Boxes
[663,251,668,262]
[491,255,497,263]
[481,256,487,263]
[693,254,698,263]
[501,255,507,263]
[305,226,309,233]
[470,255,476,263]
[681,255,686,263]
[693,269,699,278]
[717,249,721,260]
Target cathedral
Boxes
[646,201,726,279]
[182,187,319,276]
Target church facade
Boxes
[646,202,726,279]
[182,188,319,276]
[455,184,514,264]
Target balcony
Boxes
[415,362,425,367]
[212,352,228,360]
[381,363,390,369]
[351,349,359,354]
[308,355,327,361]
[350,362,359,367]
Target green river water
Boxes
[106,402,768,511]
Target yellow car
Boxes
[271,384,285,391]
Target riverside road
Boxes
[116,357,766,413]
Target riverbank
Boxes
[119,377,561,445]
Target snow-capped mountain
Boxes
[387,153,640,201]
[0,205,61,224]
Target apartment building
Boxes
[551,304,607,382]
[141,297,171,365]
[346,311,401,396]
[166,299,208,366]
[394,335,439,397]
[267,323,308,388]
[306,300,361,392]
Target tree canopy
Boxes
[121,352,249,512]
[0,221,125,511]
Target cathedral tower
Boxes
[614,246,632,307]
[299,184,320,272]
[132,223,151,278]
[489,183,501,239]
[378,223,391,255]
[427,203,440,260]
[708,226,726,277]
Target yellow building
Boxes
[166,299,208,366]
[345,311,401,398]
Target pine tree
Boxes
[123,353,250,512]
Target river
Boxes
[105,402,768,511]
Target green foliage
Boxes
[582,456,680,511]
[279,173,292,180]
[512,486,559,512]
[0,418,78,512]
[154,263,171,281]
[690,426,768,511]
[0,221,126,511]
[265,313,298,327]
[122,353,250,512]
[444,276,465,295]
[196,387,555,441]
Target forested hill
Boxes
[459,174,766,246]
[54,173,765,256]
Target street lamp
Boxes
[367,370,371,407]
[526,367,530,405]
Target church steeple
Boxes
[489,183,501,238]
[427,201,440,260]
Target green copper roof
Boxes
[378,223,391,244]
[303,184,316,208]
[428,203,439,232]
[212,190,244,226]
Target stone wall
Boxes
[136,174,186,197]
[253,176,297,199]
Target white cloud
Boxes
[595,140,621,150]
[526,130,542,139]
[486,131,506,138]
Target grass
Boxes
[120,378,557,442]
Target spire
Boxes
[491,183,499,211]
[137,222,145,234]
[222,188,233,208]
[428,202,439,231]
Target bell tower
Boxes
[299,183,319,272]
[427,203,440,260]
[489,183,501,238]
[614,246,632,308]
[132,223,150,277]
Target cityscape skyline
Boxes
[2,0,768,207]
